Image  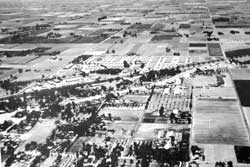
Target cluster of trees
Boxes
[98,144,124,167]
[0,120,13,131]
[42,102,61,118]
[25,141,38,151]
[140,67,181,82]
[71,55,92,64]
[76,143,107,167]
[0,80,29,94]
[47,32,62,39]
[125,140,189,166]
[123,31,137,37]
[0,96,24,112]
[203,31,219,41]
[1,139,17,167]
[116,79,133,90]
[228,56,250,65]
[26,111,41,123]
[123,60,130,68]
[5,155,16,167]
[73,114,103,137]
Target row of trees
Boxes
[92,68,122,75]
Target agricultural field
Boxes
[230,69,250,80]
[151,34,182,41]
[217,28,250,43]
[1,55,38,64]
[207,43,224,57]
[127,23,153,30]
[194,87,237,99]
[192,98,250,146]
[234,80,250,107]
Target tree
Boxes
[80,72,87,77]
[140,63,145,69]
[106,93,117,101]
[123,60,130,68]
[139,74,147,84]
[147,70,156,81]
[25,143,31,151]
[159,106,164,117]
[18,68,23,73]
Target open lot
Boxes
[122,94,149,104]
[99,108,144,122]
[17,119,56,152]
[135,123,189,140]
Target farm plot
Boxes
[230,69,250,80]
[193,87,237,99]
[234,80,250,107]
[192,98,250,146]
[127,23,152,30]
[151,34,181,41]
[207,43,224,57]
[1,55,38,64]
